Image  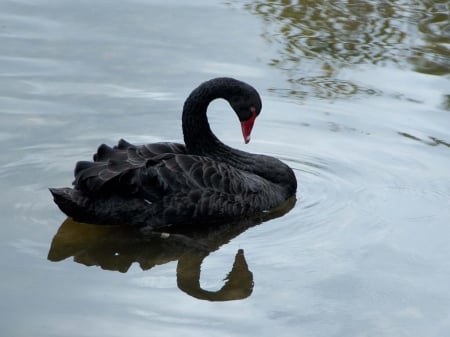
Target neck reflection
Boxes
[48,197,296,301]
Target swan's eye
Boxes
[237,107,253,121]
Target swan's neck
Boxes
[181,79,297,199]
[182,79,231,155]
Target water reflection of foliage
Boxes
[236,0,450,99]
[398,132,450,148]
[267,76,382,100]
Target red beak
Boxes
[240,109,257,144]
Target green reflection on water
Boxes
[398,132,450,148]
[236,0,450,99]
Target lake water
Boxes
[1,0,449,336]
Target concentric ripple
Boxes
[236,140,450,265]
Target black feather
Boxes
[50,78,297,229]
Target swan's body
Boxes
[50,78,297,229]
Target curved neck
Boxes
[181,78,297,199]
[182,78,236,155]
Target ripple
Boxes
[269,76,383,100]
[237,150,366,258]
[290,154,363,228]
[238,138,450,268]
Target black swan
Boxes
[50,77,297,229]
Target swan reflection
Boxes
[48,197,296,301]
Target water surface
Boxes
[1,0,449,336]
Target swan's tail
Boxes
[49,187,154,227]
[49,187,90,221]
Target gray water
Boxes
[1,0,450,336]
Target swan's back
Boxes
[51,138,288,229]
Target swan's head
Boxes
[226,81,262,144]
